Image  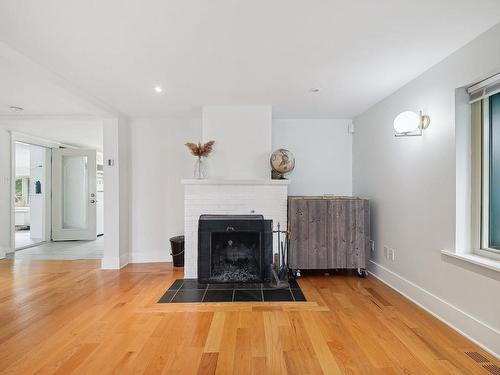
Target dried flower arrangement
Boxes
[186,141,215,178]
[185,141,215,158]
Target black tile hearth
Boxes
[234,289,263,302]
[158,279,306,304]
[289,279,301,289]
[233,282,261,290]
[171,290,206,303]
[203,290,234,302]
[292,289,307,301]
[167,279,184,291]
[208,283,235,290]
[158,291,176,303]
[263,289,294,302]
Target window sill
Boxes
[441,250,500,273]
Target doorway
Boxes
[11,135,104,259]
[14,142,51,249]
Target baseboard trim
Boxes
[369,260,500,359]
[3,247,14,255]
[119,253,129,268]
[101,253,129,270]
[129,253,172,264]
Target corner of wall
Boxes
[101,116,131,269]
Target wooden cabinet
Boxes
[288,196,370,271]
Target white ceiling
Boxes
[0,42,114,117]
[0,0,500,118]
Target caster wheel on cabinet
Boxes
[357,268,367,278]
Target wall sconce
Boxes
[393,110,430,137]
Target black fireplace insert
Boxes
[198,215,273,284]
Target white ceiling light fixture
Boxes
[9,105,24,112]
[154,85,163,94]
[393,110,430,137]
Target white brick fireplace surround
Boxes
[182,179,289,278]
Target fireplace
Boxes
[198,215,273,283]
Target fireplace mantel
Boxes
[182,179,289,278]
[181,179,290,186]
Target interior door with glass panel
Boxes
[52,148,97,241]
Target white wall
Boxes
[353,24,500,356]
[129,118,201,262]
[15,143,30,176]
[202,106,272,180]
[273,119,352,196]
[101,117,131,269]
[28,144,49,241]
[0,129,10,258]
[127,116,355,263]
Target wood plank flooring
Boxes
[0,259,498,374]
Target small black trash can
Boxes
[170,235,185,267]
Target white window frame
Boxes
[473,97,500,261]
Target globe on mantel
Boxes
[270,149,295,179]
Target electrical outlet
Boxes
[370,240,375,252]
[391,248,396,261]
[383,246,389,259]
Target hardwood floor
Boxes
[0,260,497,374]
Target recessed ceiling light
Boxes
[309,88,320,93]
[9,106,24,111]
[154,85,163,93]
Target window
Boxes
[471,92,500,259]
[14,176,31,207]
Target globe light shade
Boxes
[393,111,420,135]
[393,110,430,136]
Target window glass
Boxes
[489,92,500,249]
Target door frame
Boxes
[9,132,76,252]
[7,119,126,269]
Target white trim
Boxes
[9,134,15,254]
[467,72,500,103]
[442,250,500,273]
[119,253,129,268]
[454,88,473,258]
[129,252,171,263]
[475,247,500,261]
[10,131,78,149]
[467,72,500,93]
[369,260,500,359]
[181,179,291,185]
[101,253,129,269]
[481,98,490,249]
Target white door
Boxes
[52,148,97,241]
